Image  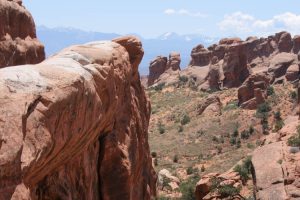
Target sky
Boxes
[23,0,300,39]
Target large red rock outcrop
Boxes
[0,0,45,68]
[252,116,300,199]
[148,52,181,86]
[0,36,156,200]
[188,31,299,92]
[238,73,271,109]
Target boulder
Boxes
[189,45,212,67]
[167,52,181,71]
[0,0,45,68]
[0,36,156,200]
[268,53,297,79]
[238,73,270,109]
[197,94,222,115]
[285,64,299,82]
[292,35,300,54]
[276,31,293,53]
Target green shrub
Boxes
[290,90,297,100]
[287,136,300,147]
[201,165,205,172]
[266,86,275,96]
[151,152,157,158]
[273,111,284,131]
[241,130,250,140]
[230,137,237,146]
[157,121,165,134]
[173,155,179,163]
[236,138,241,148]
[218,185,241,198]
[158,196,171,200]
[181,114,191,125]
[223,100,239,111]
[232,129,239,137]
[233,156,252,184]
[178,125,184,133]
[154,83,165,91]
[210,177,242,198]
[179,75,189,83]
[256,102,271,118]
[249,125,255,135]
[217,146,222,154]
[154,158,158,166]
[186,167,194,175]
[180,178,196,200]
[212,136,219,143]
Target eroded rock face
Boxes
[167,52,181,71]
[251,116,300,200]
[148,52,181,86]
[238,73,271,109]
[0,0,45,68]
[0,36,156,200]
[187,31,299,92]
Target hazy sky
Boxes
[23,0,300,38]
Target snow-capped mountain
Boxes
[37,26,219,75]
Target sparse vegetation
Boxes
[290,90,297,101]
[151,152,157,158]
[211,177,242,199]
[157,121,166,134]
[181,114,191,125]
[173,155,179,163]
[266,86,275,96]
[273,111,284,132]
[186,167,194,175]
[223,100,239,111]
[287,125,300,147]
[154,83,166,91]
[233,156,252,184]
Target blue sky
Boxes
[23,0,300,38]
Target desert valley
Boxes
[0,1,299,200]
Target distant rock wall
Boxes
[0,36,156,200]
[0,0,45,68]
[148,52,181,86]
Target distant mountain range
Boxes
[37,26,219,75]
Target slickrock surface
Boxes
[0,0,45,68]
[252,116,300,200]
[0,36,156,200]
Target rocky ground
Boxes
[147,77,298,199]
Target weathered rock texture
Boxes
[238,73,271,109]
[0,36,156,200]
[0,0,45,68]
[187,31,300,92]
[147,52,181,86]
[252,116,300,200]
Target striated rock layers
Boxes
[0,0,45,68]
[147,52,181,86]
[189,31,299,91]
[0,36,156,200]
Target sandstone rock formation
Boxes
[0,0,45,68]
[148,52,181,86]
[195,171,242,200]
[197,94,222,116]
[0,36,156,200]
[187,31,300,92]
[238,73,271,109]
[251,116,300,199]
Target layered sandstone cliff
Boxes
[0,36,156,200]
[0,0,45,68]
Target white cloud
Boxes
[164,9,175,15]
[218,11,300,36]
[164,8,207,18]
